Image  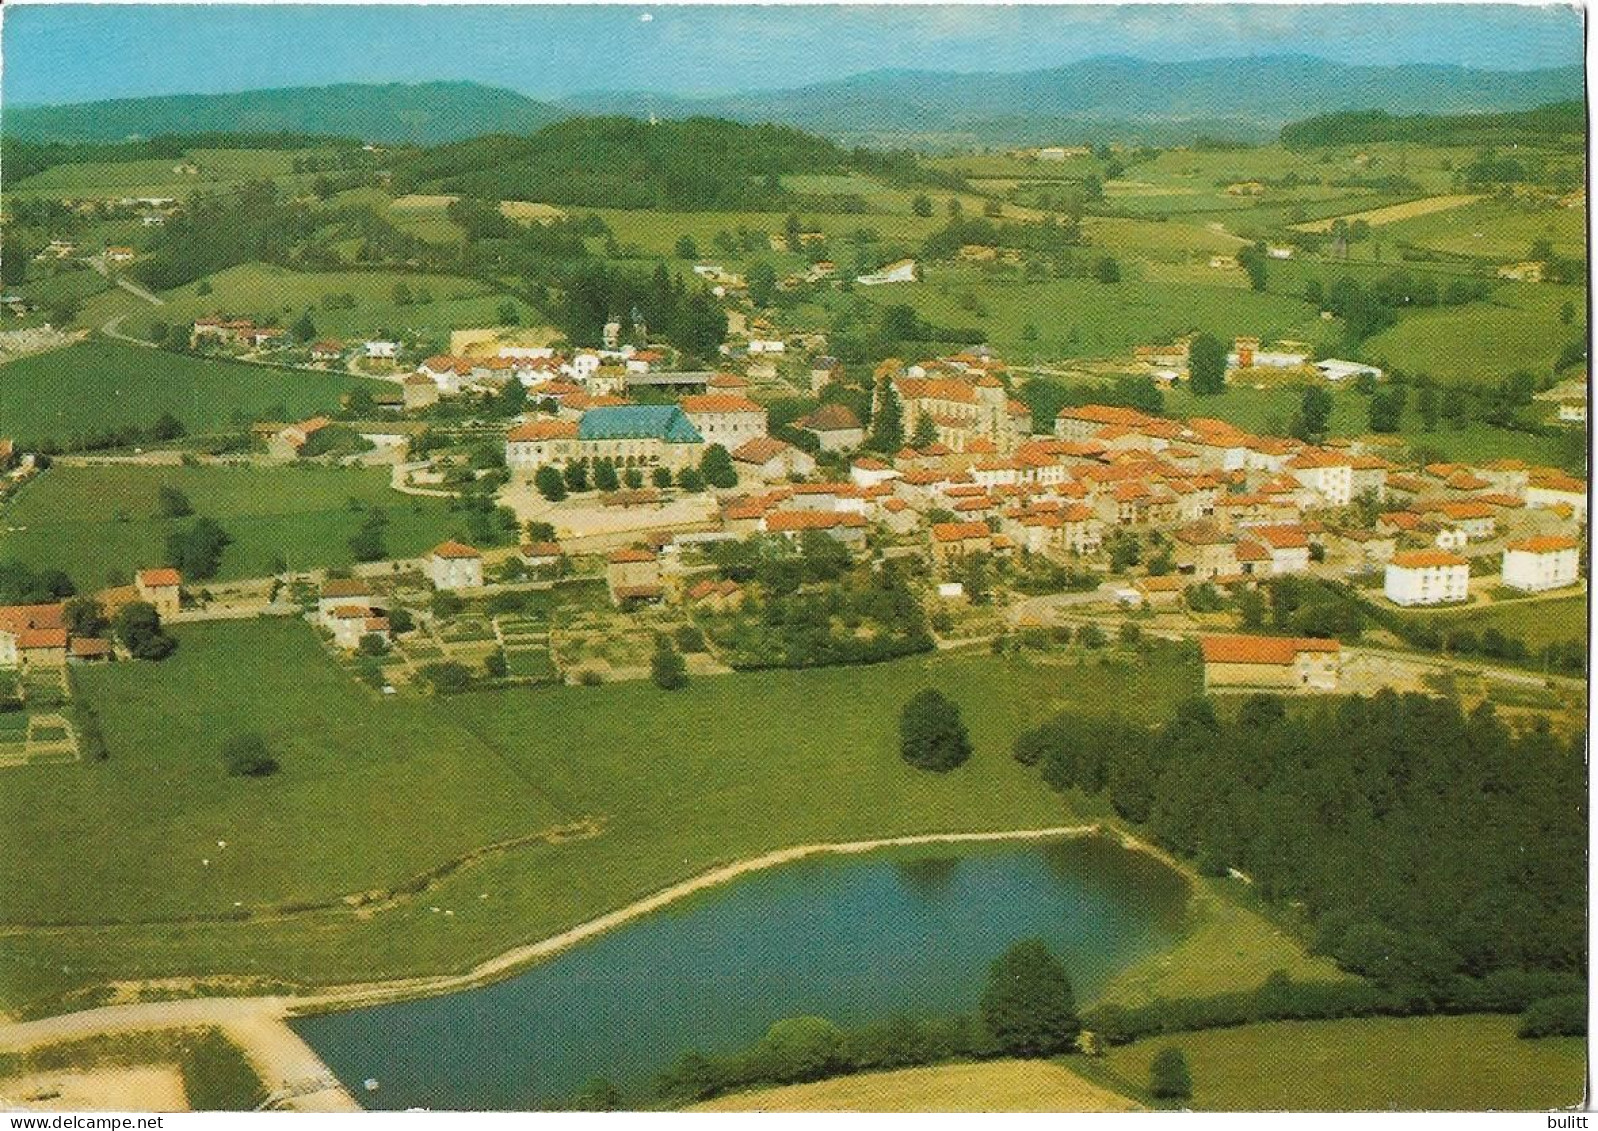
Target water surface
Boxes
[292,835,1188,1109]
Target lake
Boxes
[291,834,1189,1110]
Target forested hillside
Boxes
[395,117,878,210]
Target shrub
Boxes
[356,633,388,657]
[651,639,688,690]
[899,688,971,772]
[750,1016,847,1084]
[578,669,604,686]
[221,733,278,777]
[1149,1047,1192,1100]
[675,625,706,653]
[112,601,176,660]
[420,661,472,695]
[1518,994,1586,1038]
[430,591,465,619]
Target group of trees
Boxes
[531,447,727,503]
[649,937,1197,1108]
[1305,271,1492,345]
[1017,691,1585,1002]
[164,516,232,581]
[899,689,971,772]
[558,260,726,363]
[919,214,1082,263]
[26,411,186,457]
[698,546,931,670]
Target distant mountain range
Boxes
[3,82,563,146]
[5,56,1584,148]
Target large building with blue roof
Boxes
[506,404,706,474]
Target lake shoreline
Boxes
[2,823,1188,1110]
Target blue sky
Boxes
[1,3,1584,106]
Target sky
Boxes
[0,3,1585,106]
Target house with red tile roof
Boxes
[1200,634,1340,692]
[929,521,994,564]
[797,403,865,452]
[606,547,663,606]
[731,436,815,483]
[135,568,182,619]
[679,394,768,448]
[762,509,869,549]
[1173,521,1240,580]
[1525,471,1588,521]
[428,541,483,591]
[1250,524,1312,574]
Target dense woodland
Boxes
[1016,693,1586,999]
[394,117,938,211]
[1280,102,1586,151]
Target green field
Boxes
[1430,593,1588,649]
[106,262,517,343]
[1362,281,1586,386]
[0,620,560,926]
[0,341,365,448]
[5,147,327,202]
[897,265,1331,360]
[1367,197,1587,264]
[1102,1015,1585,1111]
[2,464,461,589]
[0,625,1212,1014]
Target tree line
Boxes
[1015,691,1585,1002]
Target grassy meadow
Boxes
[900,265,1332,361]
[4,146,331,202]
[2,464,462,589]
[0,341,365,448]
[0,624,1220,1014]
[110,262,520,343]
[1101,1015,1585,1111]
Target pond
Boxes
[291,834,1189,1110]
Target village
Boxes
[0,297,1585,763]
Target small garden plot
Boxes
[400,641,445,662]
[438,617,496,644]
[20,671,68,708]
[504,648,559,682]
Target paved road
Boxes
[86,255,164,307]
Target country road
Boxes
[86,255,164,306]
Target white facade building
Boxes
[1501,537,1582,593]
[1385,550,1470,606]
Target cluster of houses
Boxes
[1132,335,1380,386]
[0,569,179,674]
